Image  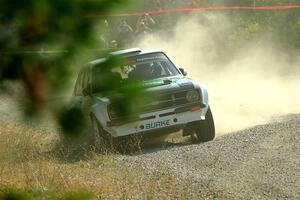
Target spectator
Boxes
[154,0,162,10]
[99,19,112,48]
[136,14,156,30]
[109,40,118,48]
[116,19,134,47]
[189,0,203,7]
[135,20,153,38]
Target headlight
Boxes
[186,90,200,102]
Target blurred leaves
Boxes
[0,189,32,200]
[91,55,155,122]
[1,0,299,137]
[0,189,94,200]
[0,0,135,134]
[0,0,133,107]
[59,106,87,138]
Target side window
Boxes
[86,69,92,89]
[81,69,91,92]
[74,71,83,96]
[74,69,89,96]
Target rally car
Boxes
[71,48,215,151]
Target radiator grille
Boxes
[141,90,190,113]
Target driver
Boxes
[151,62,162,77]
[128,63,153,80]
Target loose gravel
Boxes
[114,115,300,199]
[1,92,299,199]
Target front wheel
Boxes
[91,115,115,153]
[194,107,215,142]
[91,115,139,154]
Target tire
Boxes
[115,134,144,154]
[194,106,215,142]
[91,115,115,153]
[57,116,98,160]
[91,115,144,154]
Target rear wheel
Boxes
[194,107,215,142]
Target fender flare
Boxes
[90,103,108,129]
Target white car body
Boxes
[71,48,212,140]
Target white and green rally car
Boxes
[71,48,215,150]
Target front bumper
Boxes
[104,103,207,137]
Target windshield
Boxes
[93,53,180,82]
[91,53,180,93]
[122,53,180,81]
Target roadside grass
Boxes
[0,120,182,199]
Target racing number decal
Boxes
[145,119,171,130]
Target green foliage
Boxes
[1,0,300,199]
[1,0,299,132]
[59,106,87,138]
[0,189,32,200]
[0,189,94,200]
[0,0,132,102]
[0,0,135,133]
[222,8,300,52]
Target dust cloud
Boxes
[136,14,300,135]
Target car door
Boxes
[80,68,93,115]
[70,69,85,109]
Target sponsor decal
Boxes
[136,55,166,62]
[145,119,171,130]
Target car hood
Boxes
[93,76,196,101]
[141,76,195,94]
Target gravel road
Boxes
[0,92,299,199]
[115,114,300,199]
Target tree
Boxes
[0,0,135,135]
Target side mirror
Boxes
[82,84,92,96]
[179,67,187,76]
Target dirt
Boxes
[116,114,300,199]
[0,93,299,199]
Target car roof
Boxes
[88,48,165,66]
